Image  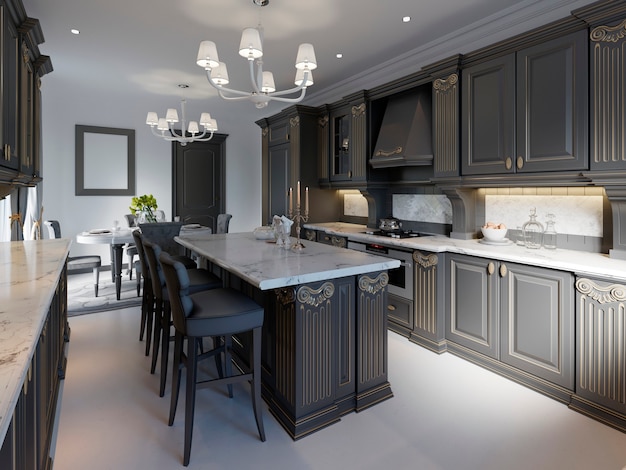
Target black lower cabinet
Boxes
[446,253,574,402]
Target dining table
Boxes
[75,228,136,300]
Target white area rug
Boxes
[67,271,142,316]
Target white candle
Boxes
[297,181,301,207]
[288,187,293,214]
[305,186,309,215]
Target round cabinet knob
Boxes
[387,304,396,311]
[487,262,495,275]
[516,156,524,170]
[505,157,512,170]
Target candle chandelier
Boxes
[196,0,317,109]
[146,85,218,146]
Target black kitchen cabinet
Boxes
[446,253,574,395]
[586,16,626,171]
[571,275,626,432]
[0,1,51,196]
[257,106,318,224]
[320,91,369,188]
[316,230,347,248]
[462,31,588,176]
[409,250,445,353]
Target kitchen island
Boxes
[175,232,400,439]
[0,239,70,469]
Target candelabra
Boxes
[288,181,309,251]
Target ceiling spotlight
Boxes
[336,53,343,59]
[402,16,411,23]
[70,28,80,35]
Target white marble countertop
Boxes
[0,239,70,443]
[175,232,400,290]
[304,222,626,282]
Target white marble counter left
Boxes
[0,239,70,443]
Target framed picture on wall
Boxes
[75,125,136,196]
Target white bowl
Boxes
[481,226,507,242]
[253,226,275,240]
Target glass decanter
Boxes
[542,213,557,250]
[522,208,544,249]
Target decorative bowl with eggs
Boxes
[480,223,508,242]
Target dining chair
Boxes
[124,214,139,280]
[142,239,222,397]
[43,220,102,297]
[216,213,232,234]
[159,251,265,466]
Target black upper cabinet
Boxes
[462,31,588,176]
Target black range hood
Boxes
[370,87,433,168]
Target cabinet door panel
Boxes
[500,264,574,389]
[447,254,498,358]
[461,55,515,175]
[268,143,290,218]
[516,31,588,172]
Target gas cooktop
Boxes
[362,229,422,239]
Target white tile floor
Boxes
[52,305,626,470]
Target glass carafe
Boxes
[522,208,544,249]
[543,213,557,250]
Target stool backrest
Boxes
[132,230,150,281]
[142,239,166,299]
[159,251,194,332]
[139,221,184,255]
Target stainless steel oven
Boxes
[348,240,413,301]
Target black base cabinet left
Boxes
[0,264,68,470]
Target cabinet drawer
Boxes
[316,232,347,248]
[387,293,413,330]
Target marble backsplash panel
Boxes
[392,194,453,224]
[485,194,603,237]
[344,193,369,217]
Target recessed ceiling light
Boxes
[336,53,343,59]
[402,16,411,23]
[70,28,80,35]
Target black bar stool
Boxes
[143,239,222,397]
[159,251,266,467]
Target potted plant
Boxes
[129,194,158,223]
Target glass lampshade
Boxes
[261,71,276,93]
[210,62,229,85]
[239,28,263,59]
[146,112,159,126]
[294,69,313,87]
[295,43,317,70]
[196,41,220,69]
[165,108,179,123]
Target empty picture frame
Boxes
[75,125,136,196]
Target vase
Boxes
[137,210,157,224]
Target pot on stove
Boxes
[379,217,402,232]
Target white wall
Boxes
[40,75,261,263]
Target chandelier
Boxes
[145,85,218,146]
[196,0,317,109]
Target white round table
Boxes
[76,229,136,300]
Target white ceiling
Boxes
[22,0,596,121]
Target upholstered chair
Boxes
[44,220,102,297]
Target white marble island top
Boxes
[175,232,400,290]
[305,222,626,282]
[0,239,70,443]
